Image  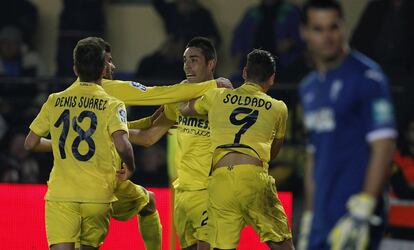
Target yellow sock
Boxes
[139,211,162,250]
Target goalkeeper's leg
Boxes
[139,192,162,250]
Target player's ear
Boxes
[207,59,216,72]
[100,64,107,78]
[242,67,247,81]
[268,73,275,86]
[73,66,79,76]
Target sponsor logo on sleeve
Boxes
[373,99,393,124]
[130,81,147,92]
[118,107,127,123]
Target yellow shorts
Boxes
[45,201,111,248]
[111,180,150,221]
[174,189,209,248]
[207,165,292,249]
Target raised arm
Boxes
[102,78,232,107]
[102,79,217,106]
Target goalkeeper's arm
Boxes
[329,137,395,250]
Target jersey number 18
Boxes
[54,109,97,161]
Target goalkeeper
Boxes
[297,1,396,250]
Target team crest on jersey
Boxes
[330,80,343,102]
[118,107,127,123]
[130,81,147,92]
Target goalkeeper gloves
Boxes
[297,210,313,250]
[328,193,379,250]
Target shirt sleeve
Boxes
[102,79,217,106]
[164,103,177,122]
[108,102,129,136]
[359,69,397,142]
[193,88,217,115]
[274,101,288,140]
[29,94,53,137]
[128,116,152,129]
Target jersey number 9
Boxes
[229,107,259,143]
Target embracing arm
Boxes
[129,111,175,147]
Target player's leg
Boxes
[79,203,111,250]
[174,189,210,250]
[79,245,98,250]
[266,239,295,250]
[241,166,293,250]
[50,243,76,250]
[112,181,162,250]
[207,168,246,250]
[138,191,162,250]
[46,201,81,250]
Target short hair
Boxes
[245,49,276,83]
[73,37,105,82]
[186,37,216,62]
[301,0,343,25]
[95,37,111,53]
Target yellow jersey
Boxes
[164,103,211,190]
[194,82,288,170]
[30,81,129,203]
[100,79,217,106]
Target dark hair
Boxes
[73,37,105,82]
[301,0,343,24]
[245,49,276,83]
[186,36,216,63]
[95,37,111,53]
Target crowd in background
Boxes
[0,0,413,245]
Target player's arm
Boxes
[102,78,231,106]
[363,138,395,196]
[179,85,220,116]
[128,106,164,129]
[270,138,284,160]
[24,131,52,152]
[179,99,199,116]
[112,130,135,181]
[129,111,175,147]
[270,102,288,160]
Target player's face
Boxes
[103,52,115,79]
[183,47,214,83]
[302,8,345,62]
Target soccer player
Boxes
[24,38,135,250]
[128,37,227,250]
[34,36,232,250]
[179,49,293,250]
[297,1,397,250]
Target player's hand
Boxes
[215,77,233,89]
[150,105,164,123]
[297,210,312,250]
[116,163,133,181]
[328,193,378,250]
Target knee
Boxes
[139,191,157,216]
[268,239,294,250]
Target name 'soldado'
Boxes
[223,94,272,110]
